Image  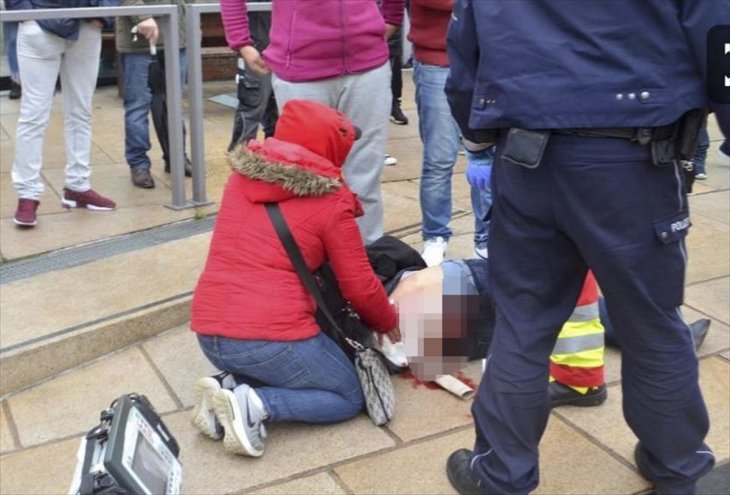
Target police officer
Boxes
[442,1,730,494]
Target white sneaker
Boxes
[191,376,224,440]
[694,172,707,180]
[213,385,267,457]
[473,245,488,260]
[421,237,447,266]
[384,154,398,166]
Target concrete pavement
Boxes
[0,74,728,494]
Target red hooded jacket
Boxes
[191,100,397,341]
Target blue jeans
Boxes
[468,148,495,247]
[121,49,188,169]
[693,126,709,176]
[4,22,19,81]
[197,332,364,424]
[414,61,488,244]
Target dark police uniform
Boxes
[445,1,729,494]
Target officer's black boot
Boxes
[446,449,482,495]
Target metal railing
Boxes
[185,1,272,206]
[0,5,194,210]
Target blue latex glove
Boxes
[465,148,494,190]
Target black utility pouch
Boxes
[502,128,551,169]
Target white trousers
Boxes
[12,21,101,200]
[272,63,392,245]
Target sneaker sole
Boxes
[61,198,115,211]
[389,116,408,125]
[551,387,608,408]
[13,218,37,227]
[212,389,263,457]
[191,377,223,440]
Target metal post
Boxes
[185,2,272,207]
[186,3,207,205]
[158,12,188,209]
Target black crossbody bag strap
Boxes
[264,203,349,342]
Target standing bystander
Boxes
[408,0,491,265]
[115,0,192,189]
[10,0,118,228]
[218,0,404,245]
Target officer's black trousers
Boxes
[472,134,714,495]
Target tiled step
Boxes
[0,232,212,397]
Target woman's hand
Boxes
[240,45,270,75]
[384,23,398,40]
[378,327,402,345]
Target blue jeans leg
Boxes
[122,49,188,169]
[414,61,461,241]
[197,333,364,424]
[693,126,709,176]
[122,52,153,169]
[470,148,495,247]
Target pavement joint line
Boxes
[138,344,186,410]
[1,399,23,452]
[0,216,217,285]
[234,423,475,495]
[550,404,644,478]
[685,274,730,289]
[0,291,192,356]
[328,470,356,495]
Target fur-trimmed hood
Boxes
[229,138,344,204]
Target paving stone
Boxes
[162,410,394,494]
[690,190,730,226]
[382,137,426,182]
[0,402,17,454]
[685,277,730,326]
[686,215,730,284]
[142,325,218,408]
[558,357,730,466]
[248,472,346,495]
[0,437,80,495]
[387,361,482,443]
[536,416,649,494]
[8,347,178,448]
[382,184,424,234]
[0,233,209,350]
[335,427,473,495]
[721,350,729,361]
[0,202,194,260]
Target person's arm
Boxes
[381,0,404,39]
[221,0,269,73]
[321,195,398,335]
[121,0,158,43]
[444,0,493,148]
[679,0,730,140]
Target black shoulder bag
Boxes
[264,203,395,426]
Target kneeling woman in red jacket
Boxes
[190,100,400,457]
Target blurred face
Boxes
[392,266,473,381]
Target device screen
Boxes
[131,433,168,495]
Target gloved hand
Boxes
[465,148,494,190]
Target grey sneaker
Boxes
[191,373,228,440]
[212,385,267,457]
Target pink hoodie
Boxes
[220,0,404,82]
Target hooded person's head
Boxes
[273,100,360,169]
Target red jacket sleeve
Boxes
[220,0,253,51]
[322,194,397,333]
[381,0,405,26]
[411,0,453,12]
